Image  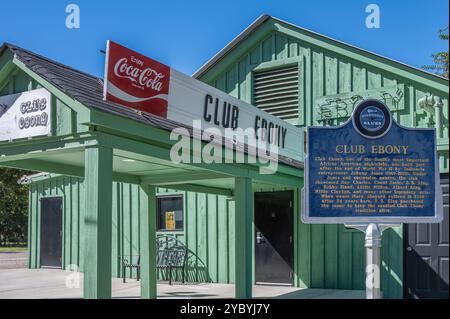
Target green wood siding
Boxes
[28,176,238,284]
[203,31,448,171]
[195,29,447,299]
[28,176,402,298]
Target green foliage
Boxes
[423,28,449,78]
[0,168,31,246]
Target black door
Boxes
[404,174,449,299]
[255,191,293,284]
[40,197,62,268]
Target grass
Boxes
[0,247,28,252]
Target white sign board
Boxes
[103,40,303,162]
[167,70,302,161]
[0,88,51,141]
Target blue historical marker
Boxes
[302,99,442,224]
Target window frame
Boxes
[156,194,184,232]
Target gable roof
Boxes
[193,15,448,89]
[0,43,303,169]
[193,15,271,79]
[1,42,193,133]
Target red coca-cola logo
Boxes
[113,58,165,91]
[104,41,170,118]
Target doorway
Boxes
[40,197,63,268]
[254,191,293,285]
[404,174,449,298]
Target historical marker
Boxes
[303,99,442,224]
[302,99,442,299]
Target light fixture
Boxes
[122,158,136,163]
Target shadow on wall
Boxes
[381,227,403,299]
[157,250,212,284]
[156,234,212,284]
[404,237,449,299]
[183,249,212,283]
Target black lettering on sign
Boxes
[281,127,287,148]
[201,94,289,148]
[255,115,288,149]
[231,105,239,129]
[18,112,48,129]
[203,94,213,122]
[213,99,220,125]
[222,102,231,128]
[254,115,260,139]
[203,94,240,130]
[268,122,274,144]
[261,119,267,141]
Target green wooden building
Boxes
[0,15,448,299]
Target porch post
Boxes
[139,184,157,299]
[234,177,253,299]
[83,145,113,299]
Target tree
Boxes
[423,28,449,78]
[0,168,30,246]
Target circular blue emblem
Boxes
[352,99,392,138]
[359,106,385,132]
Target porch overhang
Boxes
[0,42,304,300]
[0,125,304,193]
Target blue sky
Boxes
[1,0,448,77]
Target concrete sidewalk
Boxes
[0,268,364,299]
[0,252,27,270]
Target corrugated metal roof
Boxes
[1,43,303,169]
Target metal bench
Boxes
[121,255,140,283]
[120,236,187,285]
[156,235,187,285]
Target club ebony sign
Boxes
[302,99,442,224]
[202,94,288,148]
[102,41,303,161]
[0,88,51,142]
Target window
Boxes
[157,195,183,231]
[253,64,299,120]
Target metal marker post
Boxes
[345,223,399,299]
[365,223,381,299]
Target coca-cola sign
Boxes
[103,40,170,118]
[100,41,302,162]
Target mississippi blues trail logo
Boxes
[103,40,170,118]
[352,99,391,138]
[359,106,385,132]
